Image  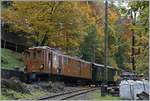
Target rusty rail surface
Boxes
[38,87,96,100]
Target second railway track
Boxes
[38,87,97,100]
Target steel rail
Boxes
[61,88,96,100]
[38,87,96,100]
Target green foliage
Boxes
[106,1,148,73]
[1,89,46,100]
[114,46,125,69]
[1,48,24,69]
[79,25,100,62]
[129,1,149,33]
[90,90,120,100]
[1,1,12,8]
[128,1,149,73]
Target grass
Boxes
[1,89,47,100]
[1,89,120,100]
[90,90,120,100]
[0,95,9,100]
[1,48,24,70]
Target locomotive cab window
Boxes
[37,50,43,59]
[30,49,43,59]
[24,51,30,59]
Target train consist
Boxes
[23,46,120,85]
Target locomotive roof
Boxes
[52,50,91,64]
[93,63,115,69]
[28,46,91,64]
[29,46,51,50]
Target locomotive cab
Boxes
[23,46,52,81]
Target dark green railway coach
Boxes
[92,63,119,85]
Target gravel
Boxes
[2,77,91,100]
[65,90,95,100]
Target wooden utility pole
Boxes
[101,0,108,96]
[104,0,108,84]
[131,10,136,71]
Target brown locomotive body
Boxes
[23,46,92,82]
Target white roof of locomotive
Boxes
[52,51,91,64]
[93,63,114,69]
[29,46,50,49]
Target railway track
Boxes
[137,91,149,100]
[38,87,97,100]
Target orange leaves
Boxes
[108,10,119,23]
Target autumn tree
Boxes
[2,1,89,54]
[128,1,149,73]
[79,25,100,62]
[112,1,149,73]
[2,1,148,74]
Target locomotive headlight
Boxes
[40,64,44,69]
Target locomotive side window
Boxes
[33,51,36,59]
[80,62,84,68]
[73,60,79,68]
[78,61,81,67]
[53,53,59,68]
[37,50,42,58]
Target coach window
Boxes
[83,63,86,68]
[62,56,64,65]
[49,53,51,60]
[78,62,80,67]
[59,56,62,68]
[53,53,59,67]
[53,53,56,63]
[76,61,80,67]
[80,62,83,68]
[64,57,68,64]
